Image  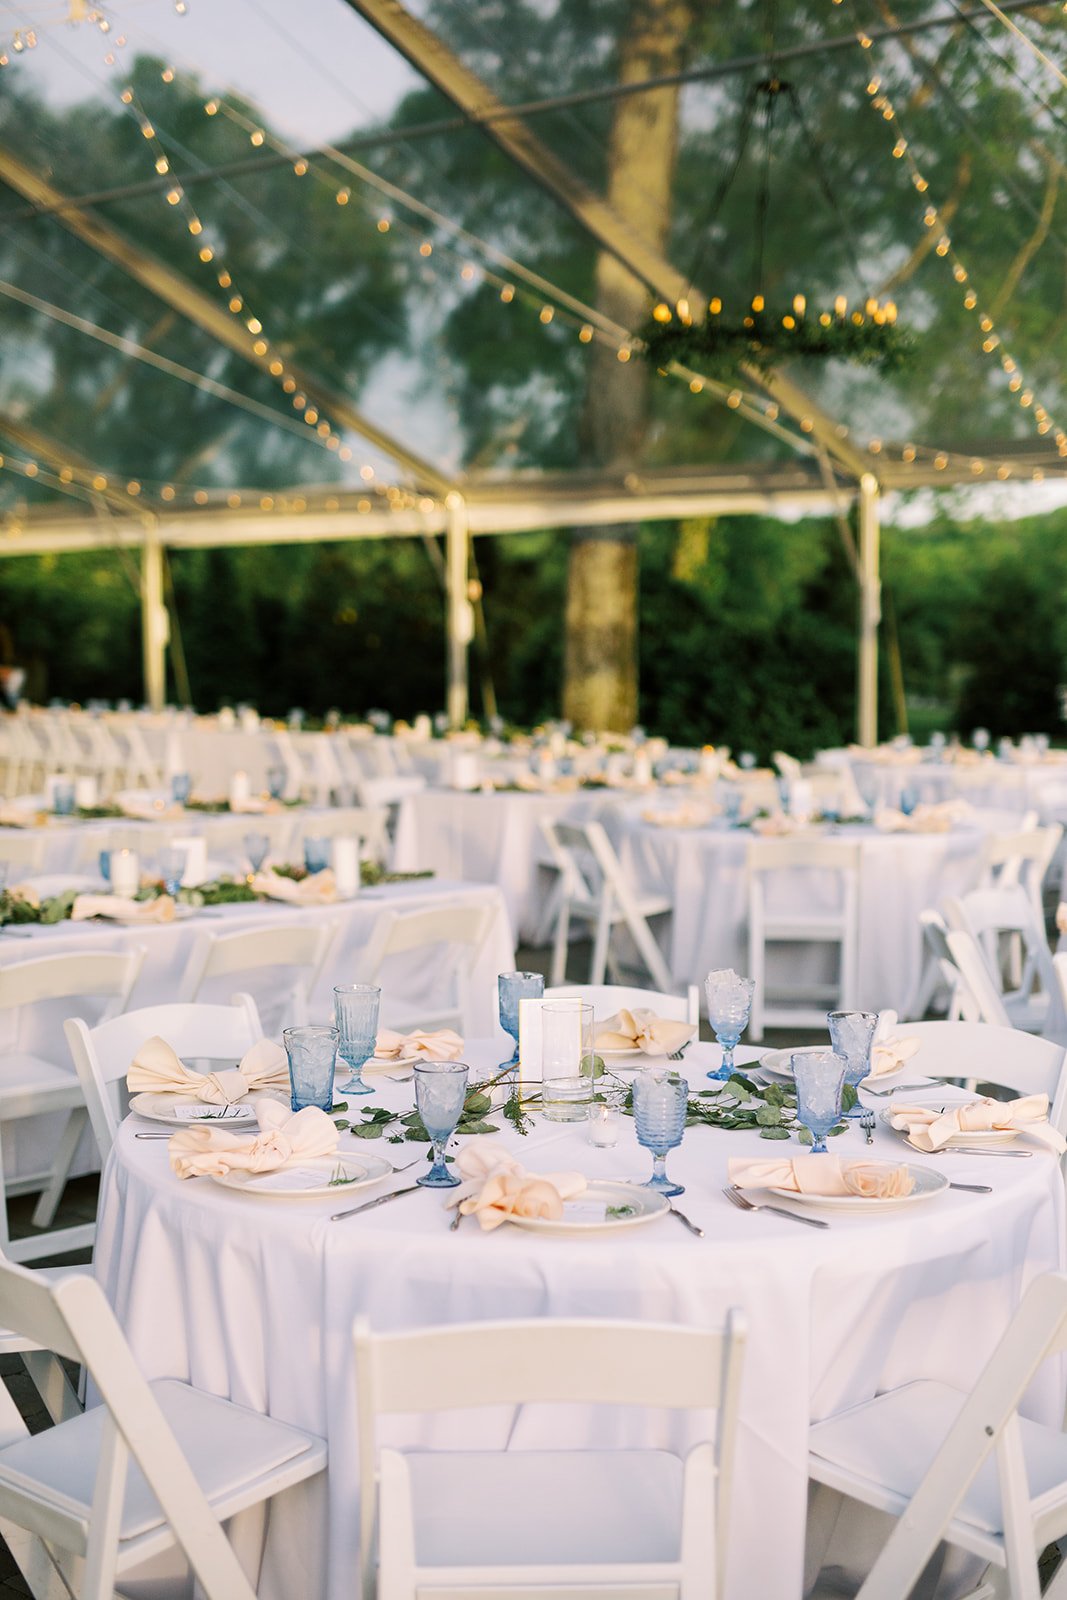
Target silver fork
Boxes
[860,1110,876,1145]
[722,1184,829,1229]
[862,1081,933,1098]
[668,1042,690,1061]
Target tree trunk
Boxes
[563,0,692,732]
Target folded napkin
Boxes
[1056,901,1067,936]
[229,795,275,814]
[640,803,716,828]
[866,1034,921,1079]
[71,893,176,924]
[750,814,798,836]
[251,868,337,905]
[729,1154,914,1199]
[128,1034,289,1104]
[445,1140,587,1231]
[169,1098,338,1179]
[594,1007,694,1057]
[888,1094,1066,1153]
[0,806,42,829]
[374,1027,464,1062]
[118,794,183,822]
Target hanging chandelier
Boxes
[641,71,913,378]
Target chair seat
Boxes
[0,1053,85,1117]
[399,1448,683,1569]
[0,1376,325,1551]
[810,1379,1067,1551]
[760,915,848,938]
[568,894,674,922]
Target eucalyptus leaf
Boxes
[760,1126,792,1140]
[755,1105,782,1126]
[351,1123,384,1139]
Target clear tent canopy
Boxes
[0,0,1064,725]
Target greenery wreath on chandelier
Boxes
[641,297,914,380]
[642,61,913,380]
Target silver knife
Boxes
[905,1142,1033,1158]
[331,1181,423,1221]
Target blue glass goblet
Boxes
[170,771,191,806]
[899,786,918,817]
[157,846,185,899]
[704,969,755,1081]
[414,1060,469,1187]
[632,1070,687,1197]
[333,983,380,1097]
[827,1011,878,1118]
[498,970,543,1073]
[304,836,330,875]
[792,1049,846,1154]
[266,765,287,801]
[244,831,270,877]
[98,850,111,884]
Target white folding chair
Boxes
[354,905,495,1032]
[356,1311,747,1600]
[808,1270,1067,1600]
[973,824,1062,965]
[297,805,391,866]
[0,1256,326,1600]
[178,921,340,1030]
[0,949,144,1262]
[540,818,674,991]
[746,839,861,1041]
[944,887,1065,1038]
[64,994,262,1164]
[910,909,981,1022]
[546,983,700,1025]
[880,1018,1067,1134]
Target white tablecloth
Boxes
[612,815,999,1014]
[0,881,513,1182]
[94,1039,1066,1600]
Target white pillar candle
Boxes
[699,746,720,780]
[451,752,480,791]
[110,849,139,897]
[332,837,360,899]
[229,770,251,809]
[74,776,97,809]
[632,751,653,787]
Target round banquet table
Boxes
[94,1040,1067,1600]
[611,811,1013,1015]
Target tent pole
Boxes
[857,473,881,748]
[445,494,471,728]
[141,529,168,712]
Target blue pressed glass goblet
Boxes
[266,765,287,801]
[632,1070,687,1197]
[792,1049,846,1154]
[244,831,270,877]
[333,983,380,1097]
[157,846,185,899]
[170,771,191,806]
[704,969,755,1081]
[304,836,330,875]
[498,970,543,1073]
[827,1010,878,1119]
[414,1060,469,1187]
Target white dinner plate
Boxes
[365,1054,420,1071]
[768,1163,948,1212]
[758,1046,826,1081]
[594,1045,643,1059]
[506,1180,669,1235]
[879,1109,1018,1147]
[130,1092,258,1126]
[210,1151,393,1198]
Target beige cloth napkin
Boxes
[128,1035,289,1103]
[867,1034,921,1079]
[1056,902,1067,936]
[876,801,974,833]
[374,1027,463,1061]
[641,803,715,828]
[229,795,274,814]
[888,1094,1066,1153]
[750,813,798,836]
[444,1141,587,1230]
[251,868,337,905]
[169,1099,338,1179]
[71,893,176,923]
[0,806,41,828]
[118,795,183,821]
[594,1008,694,1057]
[729,1154,914,1199]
